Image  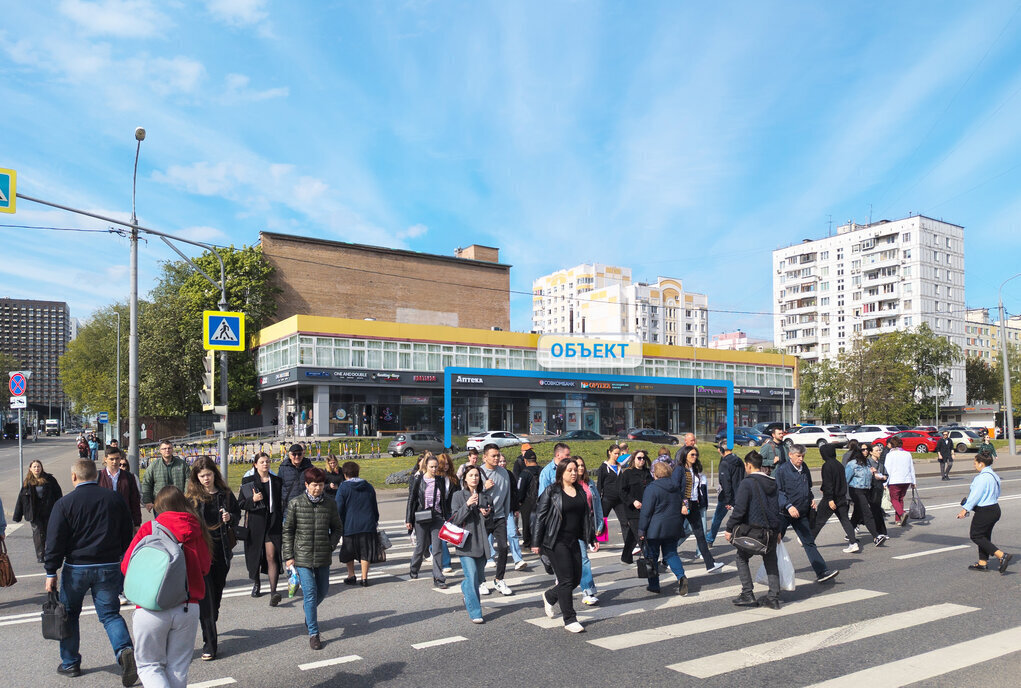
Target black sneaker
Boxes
[1000,553,1013,575]
[760,597,782,610]
[677,576,688,596]
[118,647,137,686]
[968,563,988,571]
[269,593,281,607]
[816,570,839,583]
[732,592,758,607]
[434,581,448,589]
[56,663,82,678]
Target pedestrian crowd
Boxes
[2,430,1012,686]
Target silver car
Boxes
[387,432,448,457]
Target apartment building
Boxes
[772,215,966,405]
[531,263,708,346]
[965,308,1021,363]
[709,331,773,352]
[0,298,72,409]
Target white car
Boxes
[847,425,902,444]
[783,425,848,448]
[465,431,528,452]
[945,429,981,453]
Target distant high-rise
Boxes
[0,298,72,409]
[531,263,708,346]
[771,215,966,406]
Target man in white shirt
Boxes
[883,436,916,527]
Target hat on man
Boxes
[289,443,304,454]
[521,449,537,462]
[520,443,532,451]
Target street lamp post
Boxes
[128,127,145,475]
[998,272,1021,456]
[115,310,121,444]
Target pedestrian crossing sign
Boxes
[0,168,15,214]
[203,310,245,351]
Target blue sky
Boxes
[3,1,1021,339]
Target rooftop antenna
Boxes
[827,214,832,237]
[868,204,873,226]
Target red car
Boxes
[873,430,938,453]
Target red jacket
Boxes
[97,468,142,528]
[121,511,212,604]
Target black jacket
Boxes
[533,484,596,550]
[637,478,684,541]
[935,438,954,460]
[405,473,452,525]
[819,458,850,506]
[194,488,242,562]
[774,460,814,513]
[279,456,314,505]
[516,465,542,509]
[596,462,623,502]
[726,472,784,534]
[13,473,63,525]
[620,467,653,521]
[44,482,133,575]
[717,452,745,507]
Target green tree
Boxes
[58,304,129,415]
[838,335,915,424]
[799,359,842,423]
[966,356,1001,404]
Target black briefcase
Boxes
[42,592,71,640]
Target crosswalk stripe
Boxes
[526,580,811,629]
[412,636,468,649]
[187,679,237,688]
[892,545,970,560]
[802,625,1021,687]
[588,588,885,650]
[668,603,978,678]
[298,654,363,671]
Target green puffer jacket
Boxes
[282,494,343,568]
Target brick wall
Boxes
[261,232,511,330]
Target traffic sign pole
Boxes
[17,409,23,479]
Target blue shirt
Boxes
[538,460,558,496]
[962,467,1000,511]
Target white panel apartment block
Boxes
[772,216,965,406]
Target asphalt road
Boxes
[2,438,1019,687]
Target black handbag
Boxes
[731,480,777,555]
[636,556,658,578]
[233,507,250,543]
[42,592,71,640]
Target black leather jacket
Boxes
[533,484,596,550]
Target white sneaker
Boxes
[707,562,725,574]
[471,617,485,624]
[543,593,558,618]
[493,579,513,596]
[581,594,599,606]
[843,542,861,553]
[694,550,703,561]
[631,545,643,556]
[424,555,432,564]
[564,621,585,633]
[478,583,491,596]
[514,559,528,571]
[442,567,454,574]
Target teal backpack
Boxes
[123,522,190,611]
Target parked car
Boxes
[715,426,769,447]
[914,426,938,433]
[386,432,450,457]
[753,422,795,435]
[837,424,861,434]
[783,425,848,448]
[625,428,679,445]
[553,429,604,442]
[847,425,902,444]
[944,429,981,453]
[873,430,939,453]
[465,430,528,451]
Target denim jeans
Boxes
[506,517,523,563]
[578,540,595,595]
[681,505,716,569]
[644,538,685,591]
[707,503,730,544]
[459,555,486,620]
[784,513,828,577]
[59,563,132,670]
[295,565,330,636]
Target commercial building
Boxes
[532,263,708,346]
[772,215,966,406]
[260,232,511,330]
[254,315,795,440]
[0,297,72,410]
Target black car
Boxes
[625,428,679,445]
[553,429,604,442]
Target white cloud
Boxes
[58,0,169,38]
[147,56,206,94]
[222,72,288,102]
[175,225,229,243]
[400,223,428,239]
[205,0,268,27]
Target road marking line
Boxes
[298,654,363,671]
[668,603,978,678]
[187,679,237,688]
[892,545,971,560]
[589,588,885,650]
[526,580,808,629]
[412,635,468,649]
[802,625,1021,687]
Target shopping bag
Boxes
[378,530,393,549]
[596,518,609,544]
[41,592,70,640]
[908,486,926,520]
[438,521,468,547]
[755,539,796,592]
[881,486,893,513]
